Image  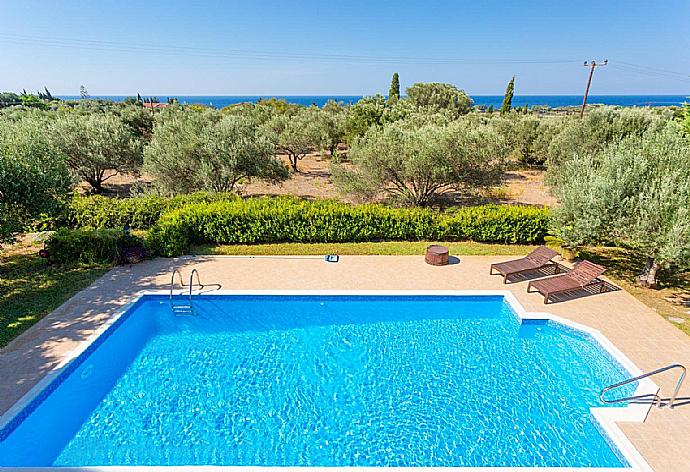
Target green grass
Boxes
[0,242,109,348]
[192,241,538,256]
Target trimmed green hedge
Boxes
[147,197,548,256]
[46,228,147,265]
[68,192,239,230]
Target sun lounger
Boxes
[490,246,560,283]
[527,260,607,304]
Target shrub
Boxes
[146,197,548,256]
[45,228,146,265]
[443,205,549,244]
[67,192,239,229]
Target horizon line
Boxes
[51,93,690,97]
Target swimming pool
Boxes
[0,291,655,469]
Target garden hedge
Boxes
[45,228,147,265]
[146,197,548,256]
[68,192,239,230]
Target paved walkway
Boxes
[2,255,689,471]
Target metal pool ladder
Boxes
[169,268,204,316]
[600,363,686,409]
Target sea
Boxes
[57,95,689,108]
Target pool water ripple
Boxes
[0,295,635,467]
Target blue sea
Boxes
[58,94,688,108]
[1,294,634,467]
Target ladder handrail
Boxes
[169,268,185,301]
[188,269,203,305]
[169,268,195,315]
[600,363,686,409]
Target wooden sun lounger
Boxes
[489,246,560,283]
[527,260,607,304]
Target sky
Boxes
[1,0,689,96]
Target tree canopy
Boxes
[145,109,288,193]
[550,122,690,287]
[405,82,473,116]
[0,116,73,243]
[333,118,507,206]
[49,113,142,193]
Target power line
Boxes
[616,61,690,79]
[0,32,580,66]
[609,64,690,83]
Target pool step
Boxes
[171,304,194,315]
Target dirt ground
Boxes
[96,153,556,207]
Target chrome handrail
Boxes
[600,363,686,409]
[169,268,185,302]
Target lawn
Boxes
[192,241,538,256]
[0,239,109,348]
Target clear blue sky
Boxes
[1,0,689,96]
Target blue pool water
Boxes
[0,295,635,467]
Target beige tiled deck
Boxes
[2,255,690,471]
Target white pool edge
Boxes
[0,289,658,472]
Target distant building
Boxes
[142,102,168,109]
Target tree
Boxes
[79,85,90,99]
[496,114,561,166]
[388,72,400,103]
[0,92,20,108]
[144,109,288,193]
[0,117,73,243]
[320,101,346,155]
[265,108,330,171]
[343,95,388,142]
[405,82,473,116]
[332,119,507,206]
[49,113,142,192]
[546,106,670,169]
[550,123,690,287]
[500,76,515,115]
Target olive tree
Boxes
[405,82,473,116]
[264,108,330,172]
[145,109,288,194]
[49,113,142,192]
[550,123,690,287]
[332,119,508,206]
[0,117,72,243]
[343,95,388,143]
[496,114,563,166]
[547,106,670,168]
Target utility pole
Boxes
[580,59,608,118]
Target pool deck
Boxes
[1,255,689,472]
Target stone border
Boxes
[0,290,658,472]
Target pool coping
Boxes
[0,289,659,472]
